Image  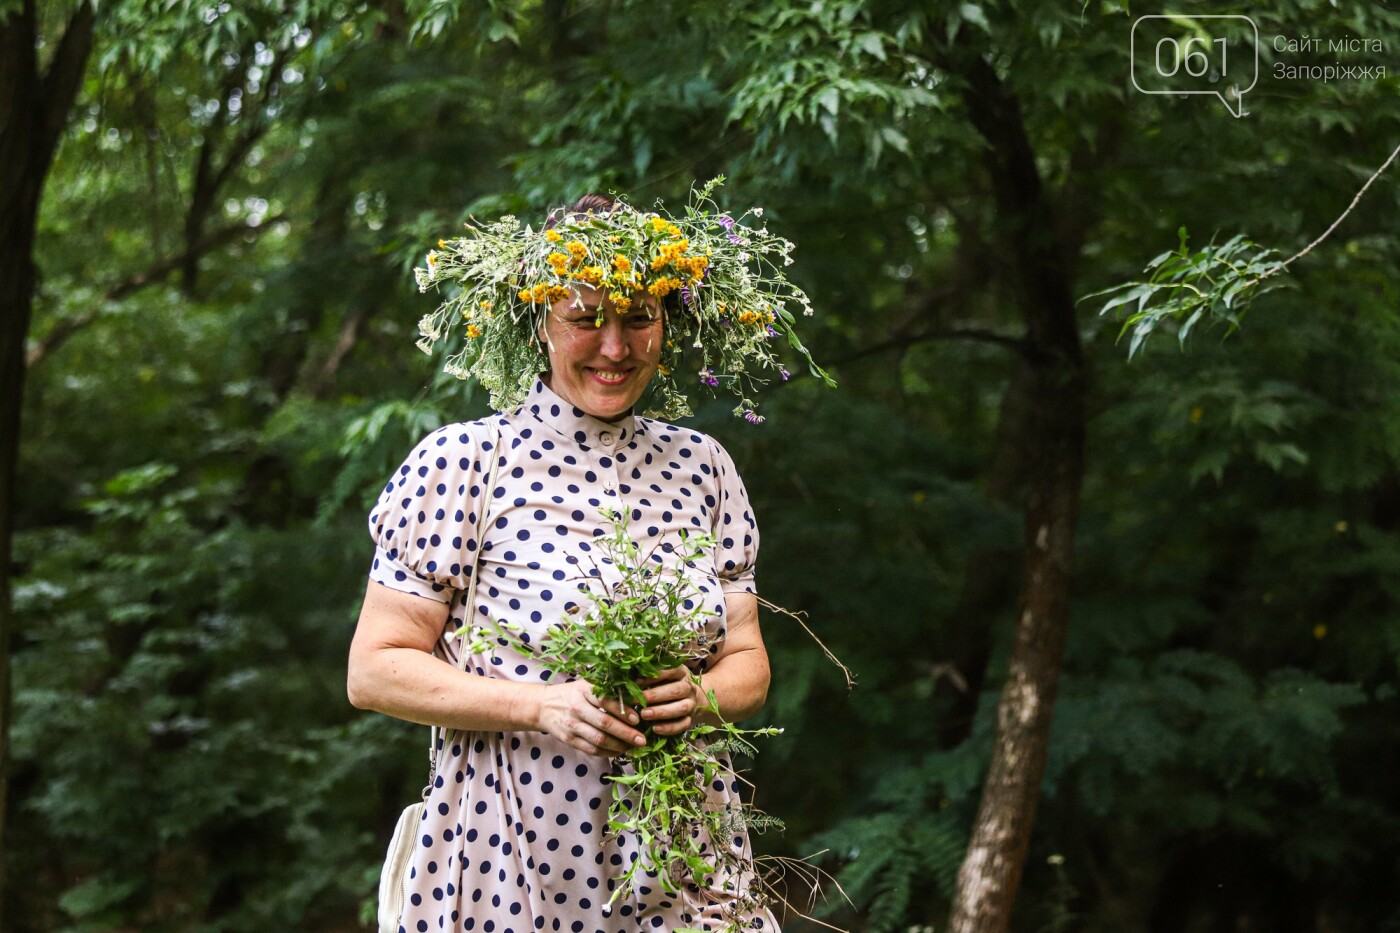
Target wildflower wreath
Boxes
[414,177,835,421]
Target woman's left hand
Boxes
[636,666,706,736]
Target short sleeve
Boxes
[708,436,760,596]
[367,422,492,603]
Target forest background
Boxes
[4,0,1400,931]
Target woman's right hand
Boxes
[536,679,647,757]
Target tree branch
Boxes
[303,304,376,399]
[26,215,286,367]
[831,325,1028,367]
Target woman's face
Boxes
[540,285,664,421]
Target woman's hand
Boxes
[536,679,648,757]
[637,666,707,736]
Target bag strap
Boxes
[425,419,503,787]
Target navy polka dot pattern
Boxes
[367,379,773,931]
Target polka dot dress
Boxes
[368,378,777,933]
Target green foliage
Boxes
[1089,228,1287,358]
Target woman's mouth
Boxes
[587,368,630,386]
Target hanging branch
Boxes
[1089,140,1400,358]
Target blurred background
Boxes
[5,1,1400,930]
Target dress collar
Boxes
[521,377,638,449]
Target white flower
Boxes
[752,207,764,217]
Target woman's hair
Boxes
[544,193,617,230]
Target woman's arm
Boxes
[347,580,648,755]
[637,591,771,735]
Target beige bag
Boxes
[377,422,502,933]
[377,800,425,931]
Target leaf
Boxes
[960,3,991,32]
[856,32,887,61]
[881,126,910,155]
[1178,307,1205,346]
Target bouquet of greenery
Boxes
[463,506,781,930]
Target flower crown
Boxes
[413,177,834,422]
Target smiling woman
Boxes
[347,189,819,933]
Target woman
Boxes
[349,189,830,932]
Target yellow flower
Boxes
[546,285,572,303]
[427,252,437,266]
[545,229,563,242]
[1190,405,1204,423]
[437,239,447,249]
[566,241,588,261]
[666,224,680,237]
[647,276,684,298]
[1313,623,1328,640]
[650,216,669,233]
[657,363,670,376]
[518,288,532,301]
[612,254,632,273]
[466,324,482,338]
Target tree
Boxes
[0,0,95,886]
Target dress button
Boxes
[599,431,614,446]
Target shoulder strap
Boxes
[426,419,504,784]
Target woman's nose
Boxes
[598,318,629,360]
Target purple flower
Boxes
[680,286,691,307]
[699,368,719,388]
[718,215,736,230]
[744,409,764,424]
[765,324,779,338]
[727,233,743,245]
[778,365,790,382]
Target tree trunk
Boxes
[946,51,1089,933]
[0,0,95,892]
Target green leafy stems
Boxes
[1086,227,1286,359]
[462,506,782,931]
